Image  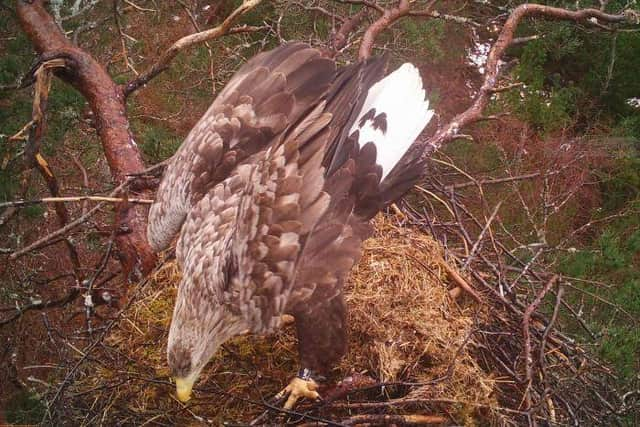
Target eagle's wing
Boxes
[176,101,334,334]
[224,59,391,329]
[148,43,336,251]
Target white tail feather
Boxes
[350,63,434,181]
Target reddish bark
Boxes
[358,0,411,60]
[16,0,156,280]
[123,0,263,97]
[331,8,368,52]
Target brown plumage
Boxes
[147,42,433,404]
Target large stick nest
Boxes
[51,216,495,425]
[37,213,628,426]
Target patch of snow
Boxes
[467,40,490,74]
[467,28,491,74]
[627,98,640,108]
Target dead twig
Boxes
[442,262,483,303]
[522,275,559,423]
[0,195,154,209]
[9,180,131,261]
[463,200,503,270]
[342,414,448,425]
[123,0,265,96]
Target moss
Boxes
[441,139,504,174]
[137,123,182,163]
[599,326,640,380]
[23,204,45,219]
[5,390,47,425]
[558,208,640,380]
[400,18,446,62]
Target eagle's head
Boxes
[167,272,247,402]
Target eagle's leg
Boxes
[276,370,320,409]
[278,294,348,409]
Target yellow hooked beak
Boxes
[175,375,196,402]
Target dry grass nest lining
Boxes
[75,216,495,424]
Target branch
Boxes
[418,4,636,157]
[9,180,131,261]
[28,63,83,279]
[522,274,559,418]
[442,261,483,303]
[331,7,368,52]
[359,0,413,59]
[123,0,264,97]
[0,288,79,327]
[356,0,480,59]
[0,195,153,209]
[409,8,481,27]
[17,0,156,278]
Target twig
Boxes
[113,0,139,75]
[0,288,80,327]
[539,284,564,379]
[445,171,553,190]
[0,195,153,208]
[522,275,559,423]
[342,414,448,425]
[463,200,503,269]
[9,180,131,260]
[123,0,265,96]
[70,153,90,215]
[442,262,483,303]
[40,268,158,423]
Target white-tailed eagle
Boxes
[147,42,433,408]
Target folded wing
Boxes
[148,43,336,251]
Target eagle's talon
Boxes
[278,376,320,410]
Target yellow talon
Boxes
[276,377,320,409]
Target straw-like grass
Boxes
[60,215,494,425]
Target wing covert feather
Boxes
[148,43,337,251]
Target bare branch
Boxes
[419,4,635,157]
[522,274,558,418]
[331,7,368,52]
[123,0,264,97]
[359,0,414,59]
[0,195,153,209]
[16,0,158,277]
[9,180,131,261]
